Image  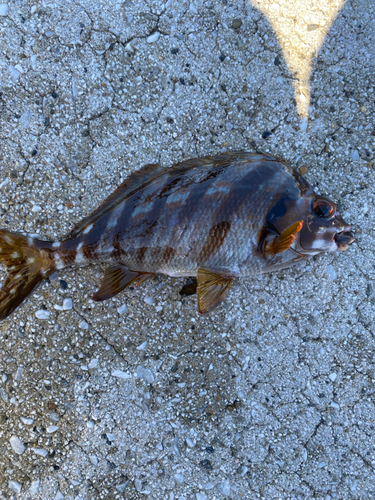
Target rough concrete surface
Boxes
[0,0,374,498]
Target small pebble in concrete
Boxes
[0,4,8,16]
[147,32,160,43]
[9,481,22,494]
[137,366,154,384]
[9,436,25,455]
[46,425,59,433]
[35,310,50,319]
[63,298,72,310]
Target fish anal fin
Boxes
[68,163,165,238]
[179,277,197,296]
[134,273,155,287]
[92,265,153,302]
[197,268,233,315]
[267,220,303,256]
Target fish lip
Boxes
[334,228,355,251]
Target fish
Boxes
[0,152,354,319]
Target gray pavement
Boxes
[0,0,374,498]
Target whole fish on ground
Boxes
[0,152,354,319]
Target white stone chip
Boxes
[46,425,59,433]
[112,369,131,379]
[190,2,198,14]
[21,417,34,425]
[117,303,127,315]
[29,479,40,494]
[34,448,48,457]
[88,359,98,369]
[136,341,147,350]
[8,65,20,80]
[35,310,50,319]
[10,435,25,455]
[147,32,160,43]
[217,479,231,496]
[15,366,23,381]
[329,373,337,382]
[196,493,207,500]
[325,265,337,281]
[19,109,32,128]
[0,4,8,16]
[63,298,72,310]
[186,437,196,448]
[351,150,360,161]
[0,388,8,403]
[79,321,89,329]
[299,118,308,131]
[9,481,22,493]
[137,366,154,383]
[116,482,129,493]
[0,177,9,189]
[30,54,37,70]
[54,490,65,500]
[135,479,142,492]
[174,473,184,484]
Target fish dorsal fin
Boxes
[68,163,166,238]
[91,264,154,302]
[172,151,277,172]
[267,221,303,256]
[197,268,233,315]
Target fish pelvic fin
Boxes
[197,268,233,315]
[0,230,54,320]
[266,220,303,256]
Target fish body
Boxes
[0,152,354,318]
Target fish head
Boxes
[294,194,355,255]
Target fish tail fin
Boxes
[0,230,54,320]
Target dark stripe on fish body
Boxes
[163,245,177,263]
[137,246,147,264]
[199,221,231,263]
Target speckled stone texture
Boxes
[0,0,374,499]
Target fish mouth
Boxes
[334,228,355,252]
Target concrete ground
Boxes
[0,0,374,498]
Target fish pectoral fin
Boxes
[266,220,303,256]
[91,265,153,301]
[179,277,197,296]
[197,268,233,315]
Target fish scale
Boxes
[0,152,354,319]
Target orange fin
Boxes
[179,277,197,296]
[0,230,54,320]
[91,265,153,301]
[267,221,303,256]
[197,268,233,315]
[68,164,166,238]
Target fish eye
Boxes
[313,199,335,219]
